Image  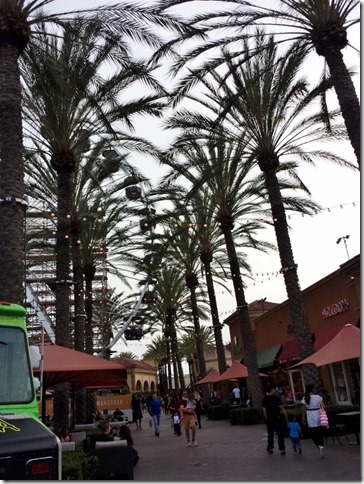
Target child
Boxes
[287,414,302,454]
[172,410,182,436]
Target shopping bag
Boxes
[320,408,329,428]
[148,415,153,427]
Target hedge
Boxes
[62,450,99,480]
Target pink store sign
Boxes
[321,299,349,319]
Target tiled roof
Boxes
[111,357,156,371]
[248,300,279,311]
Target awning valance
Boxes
[257,344,282,368]
[278,339,299,364]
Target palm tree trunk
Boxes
[165,335,173,391]
[54,168,72,348]
[71,219,86,351]
[170,322,185,391]
[188,285,207,379]
[84,267,96,354]
[264,168,321,388]
[220,222,265,408]
[203,261,227,374]
[324,50,360,168]
[203,260,230,402]
[0,43,26,304]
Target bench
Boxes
[88,445,134,480]
[61,441,75,452]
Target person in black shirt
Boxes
[262,384,288,455]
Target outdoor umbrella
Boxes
[195,368,220,385]
[290,324,360,368]
[35,343,128,426]
[215,361,267,382]
[35,343,127,389]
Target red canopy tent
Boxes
[195,368,220,385]
[35,343,127,389]
[215,361,267,382]
[290,324,360,368]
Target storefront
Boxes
[225,255,360,405]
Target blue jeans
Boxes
[152,414,160,434]
[290,436,302,452]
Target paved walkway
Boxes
[131,412,361,481]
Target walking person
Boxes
[149,393,162,436]
[232,384,241,404]
[302,384,326,456]
[194,391,203,429]
[262,384,288,455]
[132,393,143,430]
[287,414,303,454]
[172,410,182,436]
[180,390,198,447]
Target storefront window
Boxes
[288,369,304,402]
[330,362,351,404]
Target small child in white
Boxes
[173,410,182,436]
[288,414,303,454]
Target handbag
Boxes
[320,408,329,428]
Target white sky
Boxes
[49,0,360,357]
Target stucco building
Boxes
[224,255,360,405]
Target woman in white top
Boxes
[302,384,326,456]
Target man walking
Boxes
[262,384,288,455]
[149,393,162,436]
[232,384,241,404]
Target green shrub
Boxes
[62,450,99,480]
[206,403,231,420]
[229,407,262,425]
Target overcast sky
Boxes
[49,0,360,356]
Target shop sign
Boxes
[321,299,349,319]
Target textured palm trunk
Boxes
[323,50,360,167]
[54,168,72,348]
[0,42,26,304]
[84,266,96,354]
[202,260,227,373]
[202,259,229,401]
[71,217,86,352]
[165,335,173,391]
[220,222,265,408]
[71,217,87,423]
[263,168,321,388]
[169,316,185,391]
[52,168,72,431]
[188,283,207,379]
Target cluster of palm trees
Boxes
[0,1,358,428]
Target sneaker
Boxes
[266,448,273,454]
[298,448,302,455]
[187,441,191,447]
[319,446,325,456]
[280,451,286,456]
[192,441,198,447]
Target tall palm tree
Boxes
[160,125,323,404]
[174,34,356,388]
[155,0,360,166]
[0,0,196,305]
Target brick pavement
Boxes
[131,411,361,481]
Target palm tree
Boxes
[0,0,196,304]
[160,119,325,403]
[155,0,360,166]
[174,34,356,388]
[118,351,139,359]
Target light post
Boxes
[336,235,350,260]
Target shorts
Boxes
[183,413,196,429]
